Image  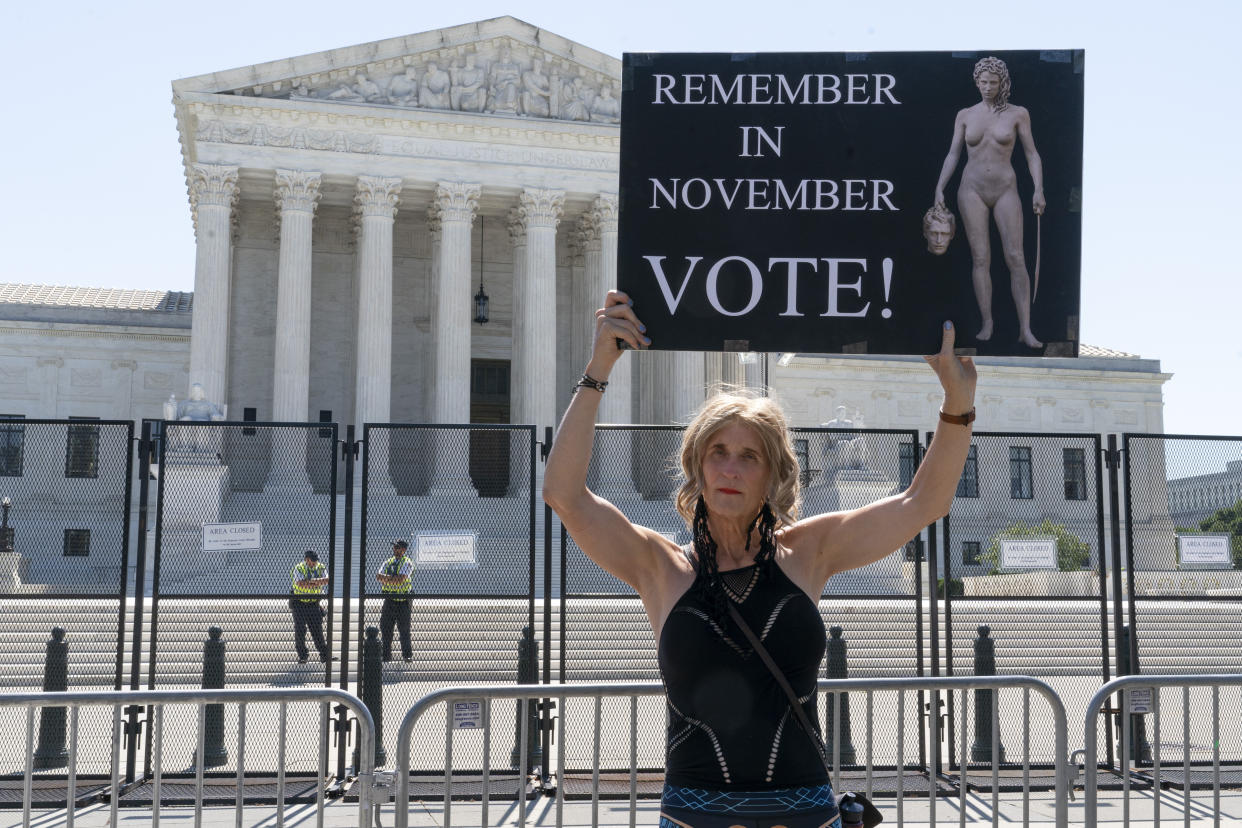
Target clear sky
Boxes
[2,0,1237,436]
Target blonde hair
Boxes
[675,388,801,529]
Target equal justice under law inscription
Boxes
[617,50,1084,357]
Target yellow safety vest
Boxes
[291,561,326,602]
[379,556,413,597]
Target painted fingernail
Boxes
[643,336,652,344]
[944,321,953,330]
[639,324,647,333]
[627,299,634,306]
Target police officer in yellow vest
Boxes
[376,539,414,662]
[290,549,330,664]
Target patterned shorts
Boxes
[658,784,841,828]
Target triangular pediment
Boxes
[173,16,621,126]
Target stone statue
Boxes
[164,383,227,457]
[387,66,419,107]
[327,73,380,103]
[822,405,869,473]
[589,84,621,124]
[486,47,521,114]
[420,61,451,110]
[559,75,592,122]
[450,54,486,112]
[520,58,552,118]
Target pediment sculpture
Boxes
[245,41,620,125]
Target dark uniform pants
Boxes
[380,598,412,660]
[291,600,329,660]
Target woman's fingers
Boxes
[596,300,645,333]
[597,314,647,350]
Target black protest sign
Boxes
[618,51,1084,356]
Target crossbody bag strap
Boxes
[724,600,832,775]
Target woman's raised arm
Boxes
[783,320,977,587]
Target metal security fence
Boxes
[358,424,537,770]
[1,687,376,825]
[1121,434,1242,767]
[145,422,339,785]
[392,677,1069,828]
[0,419,134,784]
[558,426,929,780]
[939,431,1111,773]
[1084,674,1242,828]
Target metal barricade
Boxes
[1083,674,1242,828]
[0,687,376,828]
[392,676,1069,828]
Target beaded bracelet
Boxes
[574,373,609,394]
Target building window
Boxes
[0,416,24,477]
[65,417,100,479]
[1009,446,1033,499]
[63,528,90,557]
[956,445,979,498]
[318,410,333,439]
[1063,447,1087,501]
[899,442,916,490]
[243,407,257,436]
[962,541,981,566]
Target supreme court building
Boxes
[0,17,1178,584]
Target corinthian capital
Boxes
[433,181,481,225]
[354,175,403,219]
[577,211,601,252]
[189,164,239,212]
[274,169,323,216]
[590,193,619,234]
[507,206,527,247]
[517,188,565,230]
[426,204,442,242]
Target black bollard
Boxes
[970,625,1005,764]
[510,625,542,769]
[823,626,856,765]
[1117,625,1152,762]
[33,628,69,770]
[355,626,386,767]
[201,627,228,768]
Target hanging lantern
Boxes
[474,216,489,324]
[474,282,489,324]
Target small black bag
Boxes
[726,601,883,828]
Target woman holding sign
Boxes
[934,55,1045,349]
[544,291,976,827]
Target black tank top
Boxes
[658,553,828,789]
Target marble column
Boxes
[266,170,321,491]
[353,175,402,492]
[637,350,678,499]
[424,208,442,427]
[507,207,530,495]
[187,164,239,407]
[428,181,481,494]
[568,218,591,380]
[511,188,564,438]
[671,351,706,424]
[584,195,636,495]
